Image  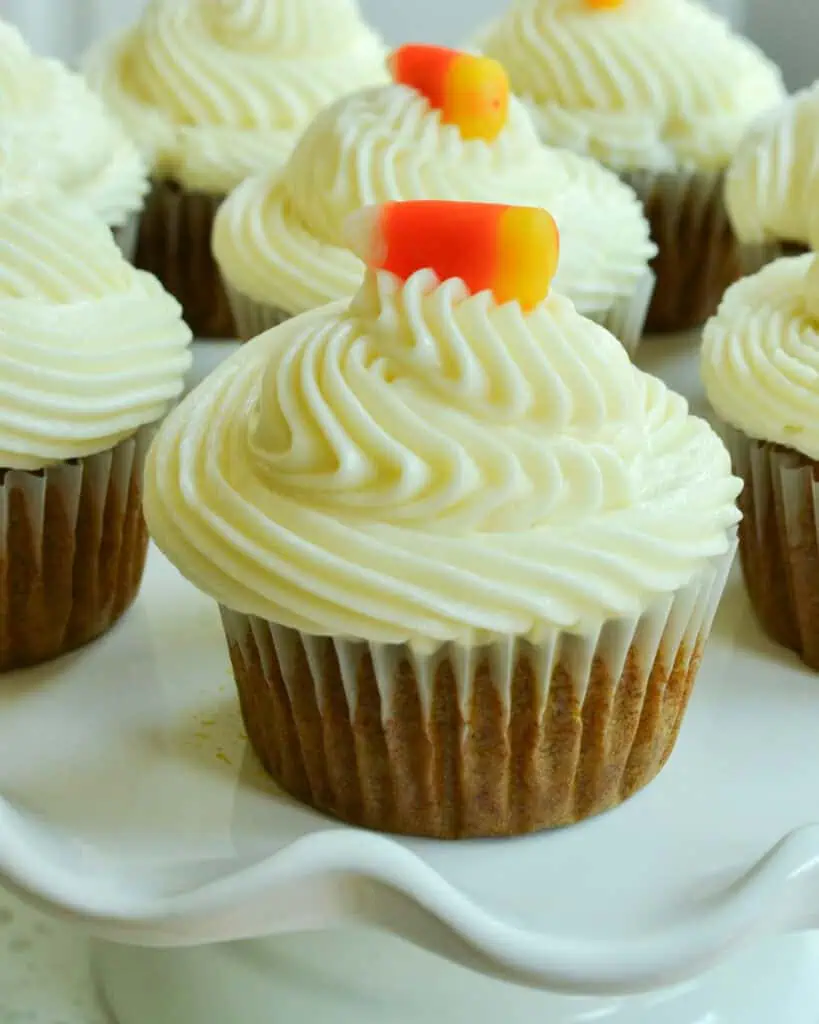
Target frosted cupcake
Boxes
[477,0,785,332]
[0,191,192,672]
[214,45,656,355]
[86,0,387,338]
[147,200,739,838]
[726,83,819,261]
[0,22,147,259]
[702,255,819,670]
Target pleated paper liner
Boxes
[726,426,819,671]
[135,180,235,339]
[739,240,808,277]
[221,540,735,839]
[224,282,293,342]
[223,269,656,356]
[0,426,153,673]
[622,168,774,334]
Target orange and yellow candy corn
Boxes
[389,44,510,142]
[585,0,626,9]
[345,201,560,312]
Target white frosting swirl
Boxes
[702,254,819,460]
[726,83,819,247]
[477,0,785,172]
[0,192,193,471]
[0,22,147,228]
[84,0,387,193]
[213,85,655,319]
[146,270,740,647]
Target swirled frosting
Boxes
[0,22,147,228]
[213,84,655,319]
[702,254,819,460]
[145,269,740,647]
[84,0,387,193]
[0,192,193,471]
[726,84,819,247]
[477,0,785,172]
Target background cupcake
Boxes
[702,253,819,670]
[85,0,387,339]
[726,82,819,262]
[0,21,147,260]
[147,201,740,838]
[0,190,192,672]
[477,0,785,332]
[214,45,656,355]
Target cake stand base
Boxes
[94,930,819,1024]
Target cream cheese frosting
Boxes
[84,0,387,194]
[726,83,819,247]
[476,0,785,173]
[0,22,147,228]
[213,84,656,319]
[146,268,740,647]
[0,191,193,471]
[702,254,819,461]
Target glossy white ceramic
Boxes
[1,337,818,1023]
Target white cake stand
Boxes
[2,339,819,1024]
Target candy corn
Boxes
[585,0,626,8]
[388,44,510,142]
[345,201,560,312]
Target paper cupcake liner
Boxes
[225,270,656,352]
[589,268,656,359]
[135,180,235,339]
[223,282,294,343]
[111,209,141,265]
[0,427,154,673]
[738,241,807,277]
[622,168,753,334]
[221,542,735,838]
[726,426,819,671]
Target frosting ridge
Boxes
[146,268,740,646]
[726,83,819,247]
[0,21,147,227]
[477,0,785,172]
[84,0,387,192]
[0,193,192,471]
[213,84,655,318]
[702,254,819,460]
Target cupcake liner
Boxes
[223,281,293,342]
[135,180,235,339]
[622,168,744,334]
[0,426,154,673]
[225,270,656,351]
[111,209,141,264]
[220,541,735,838]
[590,268,656,359]
[738,241,807,277]
[726,426,819,670]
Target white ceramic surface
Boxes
[2,338,819,1022]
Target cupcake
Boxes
[726,83,819,263]
[85,0,387,339]
[477,0,786,333]
[214,44,656,355]
[0,190,192,672]
[146,200,740,838]
[702,254,819,670]
[0,21,147,260]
